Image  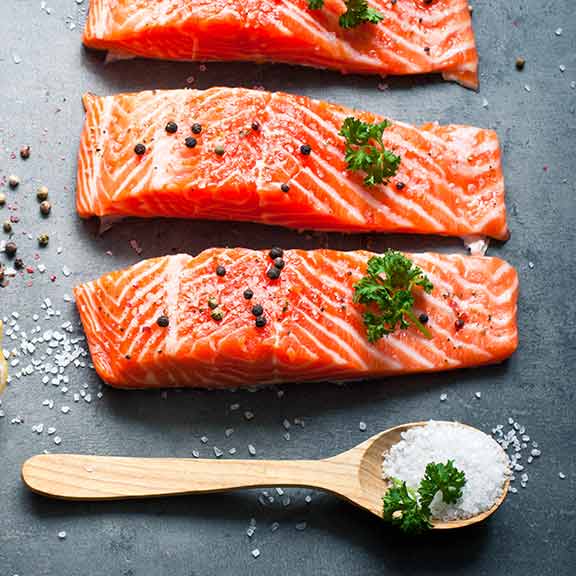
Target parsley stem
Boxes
[406,310,433,339]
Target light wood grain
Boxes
[21,421,509,529]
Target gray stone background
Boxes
[1,1,575,574]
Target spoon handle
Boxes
[22,454,334,500]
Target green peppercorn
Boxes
[214,145,225,156]
[208,297,219,309]
[40,201,51,216]
[211,309,224,321]
[38,233,49,247]
[37,186,49,202]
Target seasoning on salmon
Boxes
[73,248,519,389]
[83,0,479,88]
[77,88,508,241]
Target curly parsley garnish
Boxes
[307,0,383,29]
[353,251,433,343]
[383,461,467,534]
[339,117,401,187]
[339,0,384,28]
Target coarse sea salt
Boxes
[382,421,509,521]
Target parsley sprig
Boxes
[353,251,433,343]
[383,460,467,534]
[339,0,384,28]
[307,0,383,29]
[339,117,401,187]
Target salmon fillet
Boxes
[73,249,519,389]
[78,88,508,240]
[83,0,478,88]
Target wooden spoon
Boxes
[21,421,509,529]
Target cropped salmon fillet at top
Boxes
[74,248,519,389]
[78,88,508,241]
[83,0,479,88]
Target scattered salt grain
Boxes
[58,531,67,540]
[359,421,367,432]
[53,436,62,445]
[270,522,280,532]
[475,391,482,399]
[251,548,260,559]
[440,393,448,401]
[244,411,254,420]
[60,406,70,414]
[295,522,307,531]
[382,421,509,521]
[248,444,257,456]
[213,447,223,458]
[558,472,566,479]
[555,27,563,36]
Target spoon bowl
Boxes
[22,420,509,529]
[328,421,510,529]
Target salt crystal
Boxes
[200,436,208,444]
[54,436,62,445]
[359,421,367,432]
[213,447,223,458]
[295,522,307,531]
[251,549,260,559]
[555,27,563,36]
[270,522,280,532]
[559,472,566,479]
[248,444,256,456]
[225,428,234,437]
[244,411,254,420]
[61,406,70,414]
[440,393,448,401]
[475,392,482,399]
[58,531,67,540]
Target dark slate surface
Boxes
[1,1,575,574]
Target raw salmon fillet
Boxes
[78,88,508,240]
[83,0,478,88]
[74,249,518,388]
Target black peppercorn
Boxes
[255,316,267,328]
[251,304,264,317]
[273,258,285,270]
[157,315,169,327]
[280,183,290,193]
[185,137,197,148]
[5,241,17,257]
[165,121,178,133]
[396,182,405,191]
[300,144,312,155]
[134,143,146,155]
[191,123,202,134]
[216,265,226,277]
[267,267,281,280]
[251,121,260,131]
[269,247,283,259]
[419,313,429,324]
[243,288,254,300]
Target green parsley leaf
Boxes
[418,460,466,515]
[339,0,384,28]
[339,117,401,186]
[307,0,324,9]
[382,461,467,535]
[383,478,432,534]
[353,251,433,343]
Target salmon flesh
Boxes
[78,88,508,240]
[74,248,519,389]
[83,0,479,88]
